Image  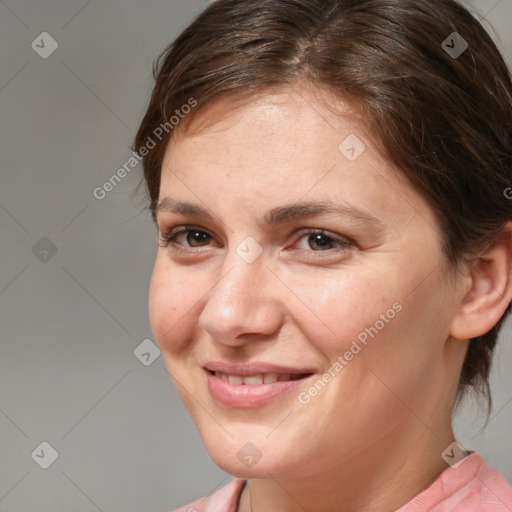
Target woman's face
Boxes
[149,85,468,479]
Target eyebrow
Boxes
[153,197,383,228]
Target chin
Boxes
[208,452,278,479]
[202,434,295,480]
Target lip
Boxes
[204,362,316,376]
[203,362,316,408]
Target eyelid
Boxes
[289,228,353,247]
[158,224,355,256]
[158,224,219,247]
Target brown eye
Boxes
[158,226,213,248]
[294,230,352,252]
[307,233,337,250]
[182,230,211,247]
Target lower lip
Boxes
[205,370,313,408]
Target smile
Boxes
[203,364,315,408]
[212,371,308,385]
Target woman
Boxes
[133,0,512,510]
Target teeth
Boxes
[214,371,302,385]
[215,371,229,382]
[228,375,243,385]
[243,375,263,386]
[263,373,278,384]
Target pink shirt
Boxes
[171,452,512,512]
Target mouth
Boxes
[208,370,311,385]
[203,363,315,408]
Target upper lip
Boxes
[204,362,316,376]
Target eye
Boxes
[158,225,214,249]
[292,229,353,252]
[158,225,354,255]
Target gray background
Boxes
[0,1,511,511]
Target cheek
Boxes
[289,262,451,399]
[320,271,454,415]
[148,257,202,355]
[286,266,399,357]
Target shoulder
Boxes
[398,451,512,512]
[462,452,512,510]
[170,479,247,512]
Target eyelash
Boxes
[158,224,354,255]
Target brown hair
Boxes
[133,0,512,414]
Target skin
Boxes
[148,83,512,512]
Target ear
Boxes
[450,222,512,340]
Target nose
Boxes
[197,250,284,347]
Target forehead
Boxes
[165,87,369,185]
[159,85,433,229]
[174,84,367,150]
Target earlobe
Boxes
[450,223,512,341]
